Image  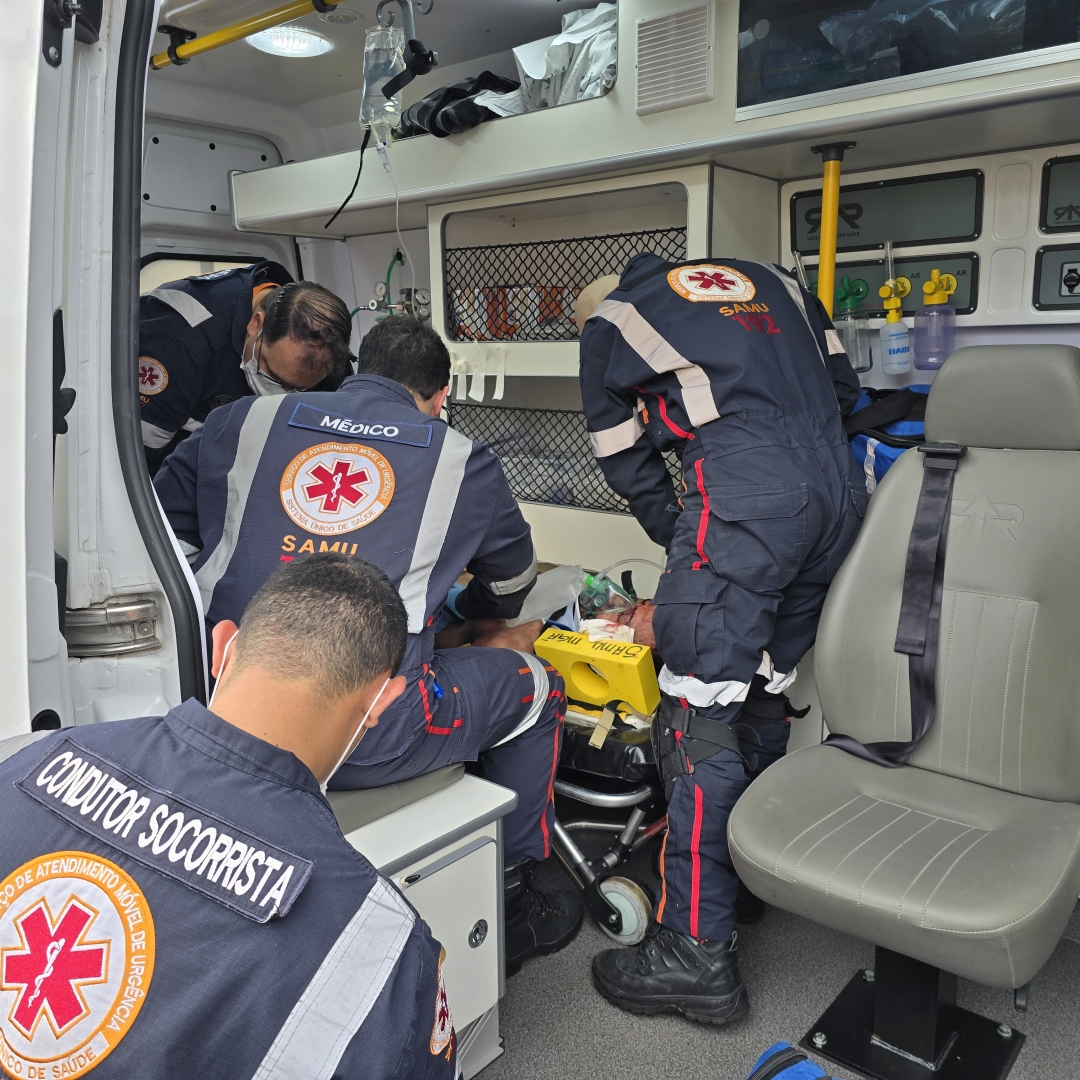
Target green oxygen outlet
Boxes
[833,276,872,373]
[835,276,868,312]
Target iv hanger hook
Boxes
[376,0,434,39]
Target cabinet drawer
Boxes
[399,838,500,1030]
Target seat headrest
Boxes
[924,344,1080,450]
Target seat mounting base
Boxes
[800,969,1025,1080]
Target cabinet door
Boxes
[400,838,500,1030]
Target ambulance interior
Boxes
[34,0,1080,1075]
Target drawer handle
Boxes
[468,920,488,948]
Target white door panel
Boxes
[58,0,185,725]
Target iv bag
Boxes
[360,24,406,132]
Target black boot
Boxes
[736,880,765,924]
[504,859,583,976]
[592,923,749,1025]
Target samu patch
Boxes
[0,851,154,1077]
[280,442,395,536]
[430,948,453,1057]
[288,402,433,447]
[137,357,168,396]
[668,264,756,303]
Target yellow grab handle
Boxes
[810,142,856,319]
[817,160,841,318]
[150,0,328,70]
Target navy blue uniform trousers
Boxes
[330,647,565,864]
[654,438,867,941]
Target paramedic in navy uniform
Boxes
[154,316,582,975]
[139,259,353,474]
[0,553,455,1079]
[577,257,865,1025]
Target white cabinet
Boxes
[333,774,515,1072]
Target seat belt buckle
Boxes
[917,442,966,470]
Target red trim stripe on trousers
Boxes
[689,783,704,938]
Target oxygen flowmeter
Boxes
[359,251,431,321]
[878,240,912,375]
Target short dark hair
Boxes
[259,281,353,380]
[232,554,407,699]
[355,316,450,400]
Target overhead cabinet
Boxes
[228,1,1080,241]
[736,0,1080,115]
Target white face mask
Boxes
[320,677,391,795]
[241,334,294,397]
[208,630,239,710]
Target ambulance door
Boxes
[0,0,91,735]
[43,0,206,733]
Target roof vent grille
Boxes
[636,1,715,117]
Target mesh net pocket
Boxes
[444,227,686,343]
[449,402,681,513]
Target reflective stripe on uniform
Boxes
[863,436,880,494]
[142,420,177,449]
[250,878,415,1080]
[593,298,721,428]
[398,428,473,634]
[658,666,750,709]
[760,264,827,367]
[588,414,644,458]
[145,287,214,328]
[183,418,205,433]
[491,652,549,747]
[487,553,537,597]
[658,656,797,708]
[195,396,290,612]
[757,652,798,694]
[824,329,846,356]
[0,732,48,767]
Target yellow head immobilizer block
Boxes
[534,628,660,716]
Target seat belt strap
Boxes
[826,442,966,767]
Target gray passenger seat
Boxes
[729,345,1080,1076]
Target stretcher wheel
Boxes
[597,877,652,945]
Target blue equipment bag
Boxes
[845,385,930,493]
[745,1041,832,1080]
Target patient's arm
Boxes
[471,619,545,652]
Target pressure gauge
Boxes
[415,288,431,305]
[374,281,388,301]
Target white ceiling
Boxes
[151,0,600,107]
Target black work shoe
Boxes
[504,859,583,976]
[592,923,749,1025]
[736,880,765,924]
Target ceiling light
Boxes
[247,25,333,57]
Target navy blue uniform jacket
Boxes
[154,374,537,678]
[139,261,293,470]
[579,254,861,550]
[0,703,454,1079]
[139,261,347,474]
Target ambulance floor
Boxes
[484,836,1080,1080]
